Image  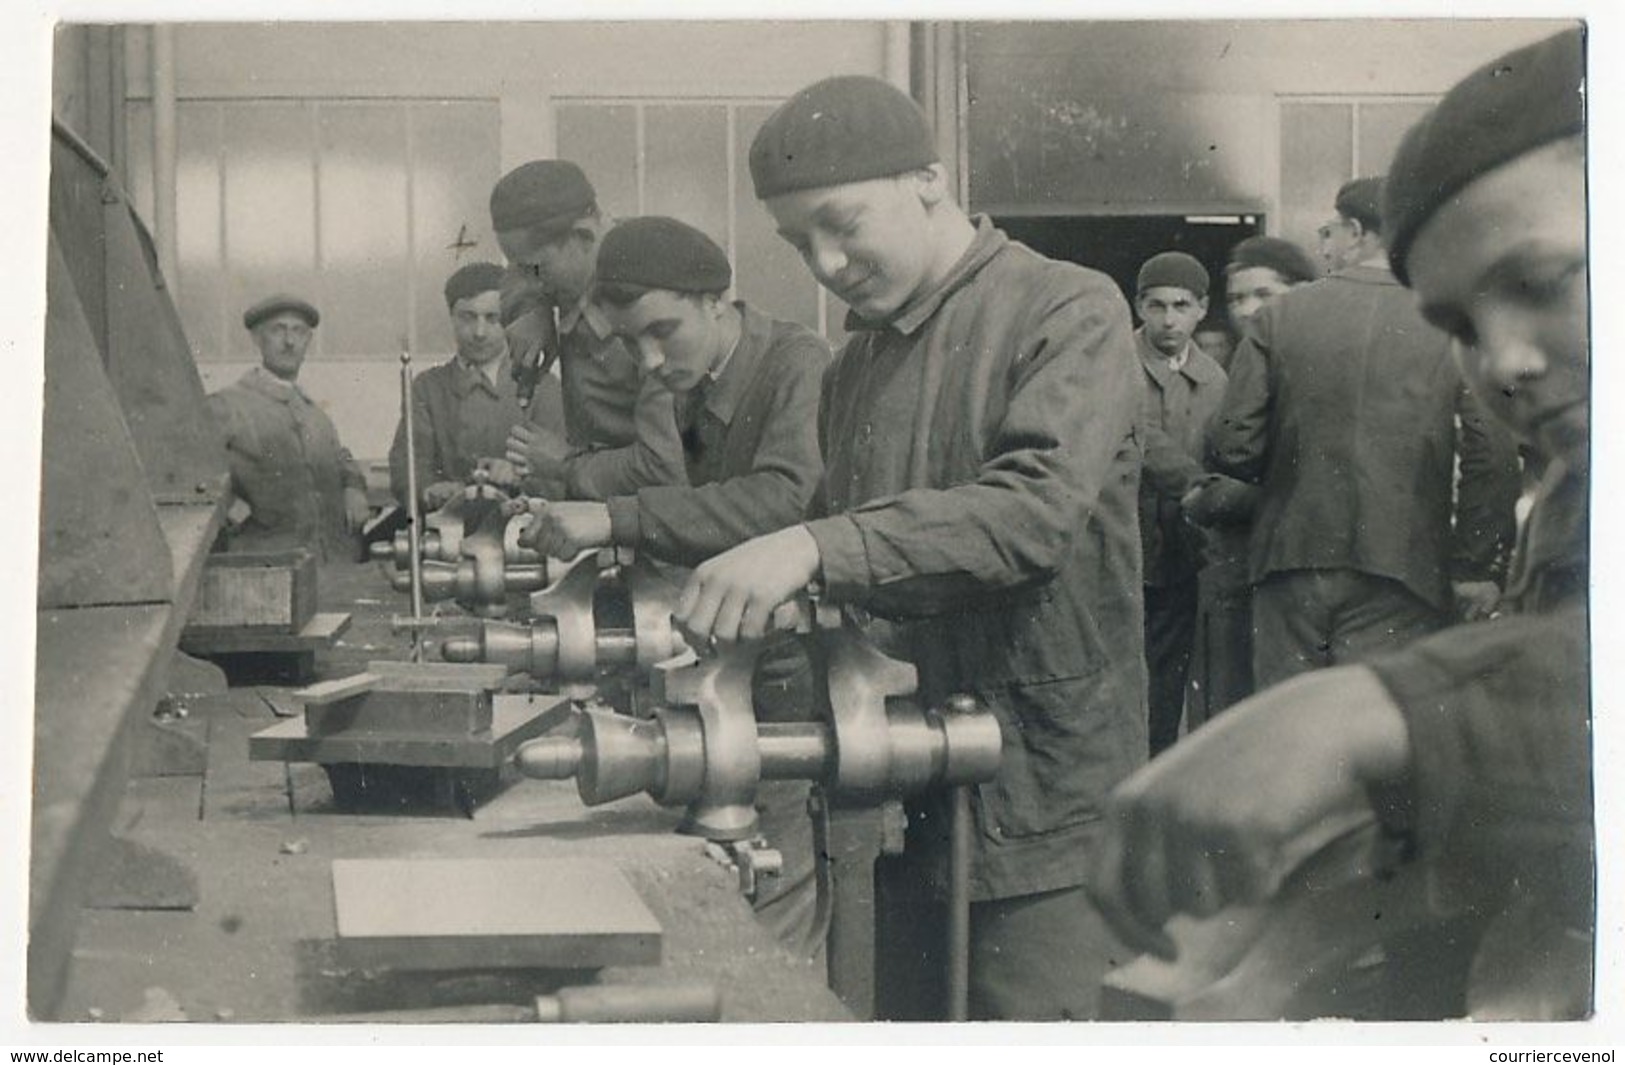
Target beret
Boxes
[443,261,507,309]
[1334,176,1386,232]
[1226,235,1320,285]
[1137,251,1210,299]
[1386,27,1585,285]
[595,216,732,295]
[243,294,318,331]
[489,160,597,235]
[749,75,939,199]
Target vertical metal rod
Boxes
[150,25,179,293]
[400,343,425,663]
[947,784,972,1021]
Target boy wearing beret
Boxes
[208,295,369,562]
[521,217,832,958]
[1132,252,1229,756]
[488,160,687,501]
[674,75,1147,1021]
[1090,27,1590,1019]
[386,262,566,511]
[1207,176,1520,688]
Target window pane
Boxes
[409,101,502,355]
[732,104,819,334]
[175,104,225,362]
[317,103,409,357]
[1358,101,1435,177]
[644,105,729,249]
[1279,102,1352,262]
[556,104,638,221]
[222,102,318,360]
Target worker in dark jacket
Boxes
[1208,177,1521,687]
[1089,27,1589,1019]
[522,216,831,960]
[674,75,1146,1021]
[387,262,565,510]
[1131,251,1229,755]
[489,161,687,500]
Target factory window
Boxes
[124,98,503,365]
[554,99,846,346]
[1277,98,1435,257]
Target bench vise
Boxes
[379,491,564,617]
[514,601,1002,842]
[440,549,688,688]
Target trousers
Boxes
[1252,568,1446,688]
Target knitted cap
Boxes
[1385,27,1585,285]
[1226,236,1320,285]
[1137,251,1210,299]
[489,160,597,234]
[243,294,318,331]
[596,217,732,295]
[443,262,507,309]
[749,76,939,199]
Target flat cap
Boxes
[243,294,319,331]
[443,261,508,309]
[596,217,732,295]
[1137,251,1210,299]
[1226,235,1320,285]
[749,76,939,199]
[1386,27,1585,285]
[489,160,597,235]
[1334,177,1386,233]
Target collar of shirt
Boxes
[242,364,311,405]
[1135,328,1225,388]
[455,349,510,392]
[846,214,1008,336]
[693,301,771,428]
[558,291,614,346]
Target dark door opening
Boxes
[991,214,1265,313]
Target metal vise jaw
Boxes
[386,495,559,617]
[372,483,539,568]
[441,549,689,687]
[515,603,1003,842]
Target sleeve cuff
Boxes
[607,495,641,547]
[803,515,869,600]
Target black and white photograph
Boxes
[3,2,1614,1052]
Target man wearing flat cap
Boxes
[207,295,369,561]
[1090,26,1590,1019]
[1207,176,1520,689]
[488,160,686,500]
[1131,251,1229,756]
[387,262,566,511]
[673,75,1147,1021]
[521,216,832,959]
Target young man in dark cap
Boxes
[673,75,1146,1021]
[1089,26,1589,1019]
[1222,235,1321,330]
[1207,176,1520,688]
[208,295,369,562]
[387,262,565,511]
[522,217,831,958]
[488,160,685,500]
[1132,251,1229,756]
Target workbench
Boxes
[56,561,849,1025]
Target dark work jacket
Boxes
[606,302,830,568]
[804,217,1147,901]
[387,353,565,509]
[1135,329,1229,587]
[1367,456,1591,939]
[1208,262,1521,611]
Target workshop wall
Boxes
[117,22,890,465]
